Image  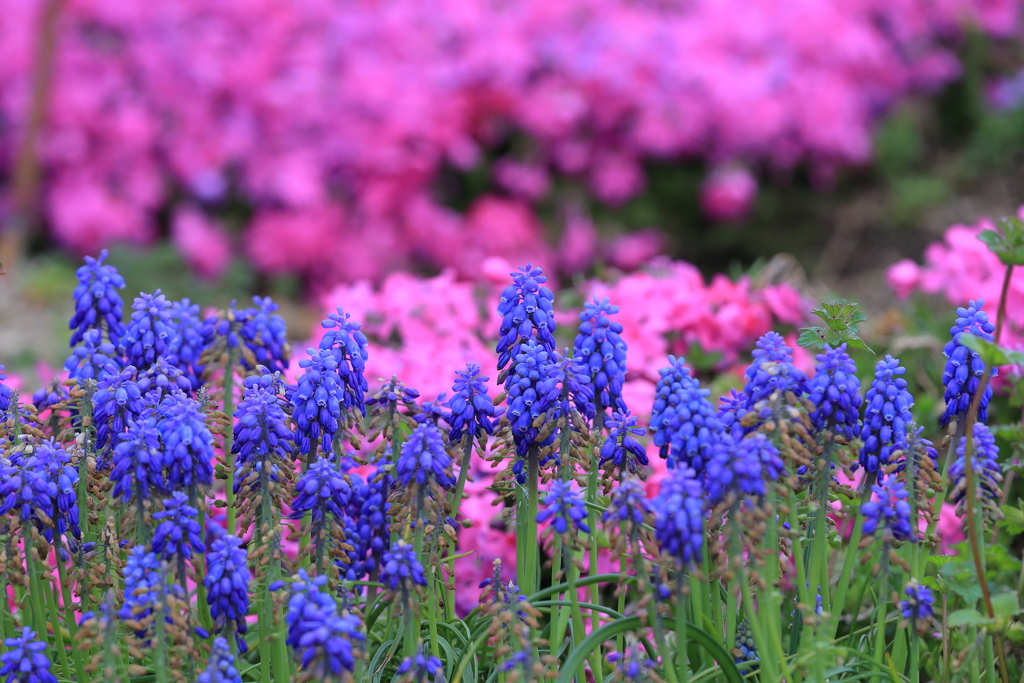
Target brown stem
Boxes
[0,0,62,270]
[961,263,1013,683]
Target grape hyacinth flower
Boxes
[949,423,1004,521]
[743,331,809,407]
[940,300,996,428]
[365,376,420,420]
[0,440,81,544]
[395,651,445,682]
[157,392,215,494]
[152,492,203,562]
[537,349,596,426]
[69,250,126,346]
[599,411,649,476]
[291,348,345,459]
[380,541,428,591]
[733,619,759,673]
[233,372,293,500]
[717,388,750,440]
[414,394,446,428]
[197,637,241,683]
[244,296,290,375]
[396,422,455,490]
[64,328,121,383]
[92,366,145,464]
[860,478,914,542]
[807,343,863,440]
[0,366,14,415]
[506,340,555,469]
[859,355,915,476]
[496,264,556,382]
[205,534,251,649]
[606,649,658,682]
[573,297,628,415]
[650,356,724,473]
[111,417,167,504]
[32,380,68,415]
[168,298,206,390]
[120,290,179,372]
[536,480,590,534]
[119,546,163,631]
[705,434,783,507]
[652,466,706,566]
[286,570,365,678]
[290,456,351,554]
[319,307,369,415]
[344,467,392,582]
[0,627,57,683]
[447,363,501,443]
[604,479,653,531]
[899,580,935,635]
[137,357,193,403]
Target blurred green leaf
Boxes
[998,503,1024,536]
[959,334,1024,368]
[990,592,1023,619]
[978,216,1024,266]
[947,609,993,627]
[941,561,985,605]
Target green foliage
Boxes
[978,216,1024,267]
[798,299,874,353]
[958,334,1024,367]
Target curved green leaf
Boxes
[554,615,744,683]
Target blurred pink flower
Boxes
[558,210,598,275]
[171,207,232,280]
[700,166,758,222]
[605,229,666,272]
[886,259,922,300]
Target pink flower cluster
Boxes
[1,0,1018,283]
[887,208,1024,352]
[310,257,810,600]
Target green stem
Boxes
[0,571,12,643]
[154,581,169,683]
[806,426,836,613]
[43,568,70,680]
[222,348,238,537]
[985,636,998,683]
[446,438,475,622]
[22,533,49,643]
[587,411,604,638]
[427,565,441,660]
[53,537,85,683]
[524,448,540,600]
[630,539,678,683]
[873,549,889,672]
[830,478,873,640]
[729,525,778,683]
[195,507,211,632]
[550,535,565,662]
[675,572,689,683]
[909,628,920,683]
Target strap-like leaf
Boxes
[555,615,745,683]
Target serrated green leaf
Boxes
[798,300,874,353]
[928,555,961,568]
[991,592,1023,619]
[977,217,1024,266]
[947,609,994,627]
[959,334,1024,368]
[941,562,985,605]
[797,327,828,348]
[998,504,1024,536]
